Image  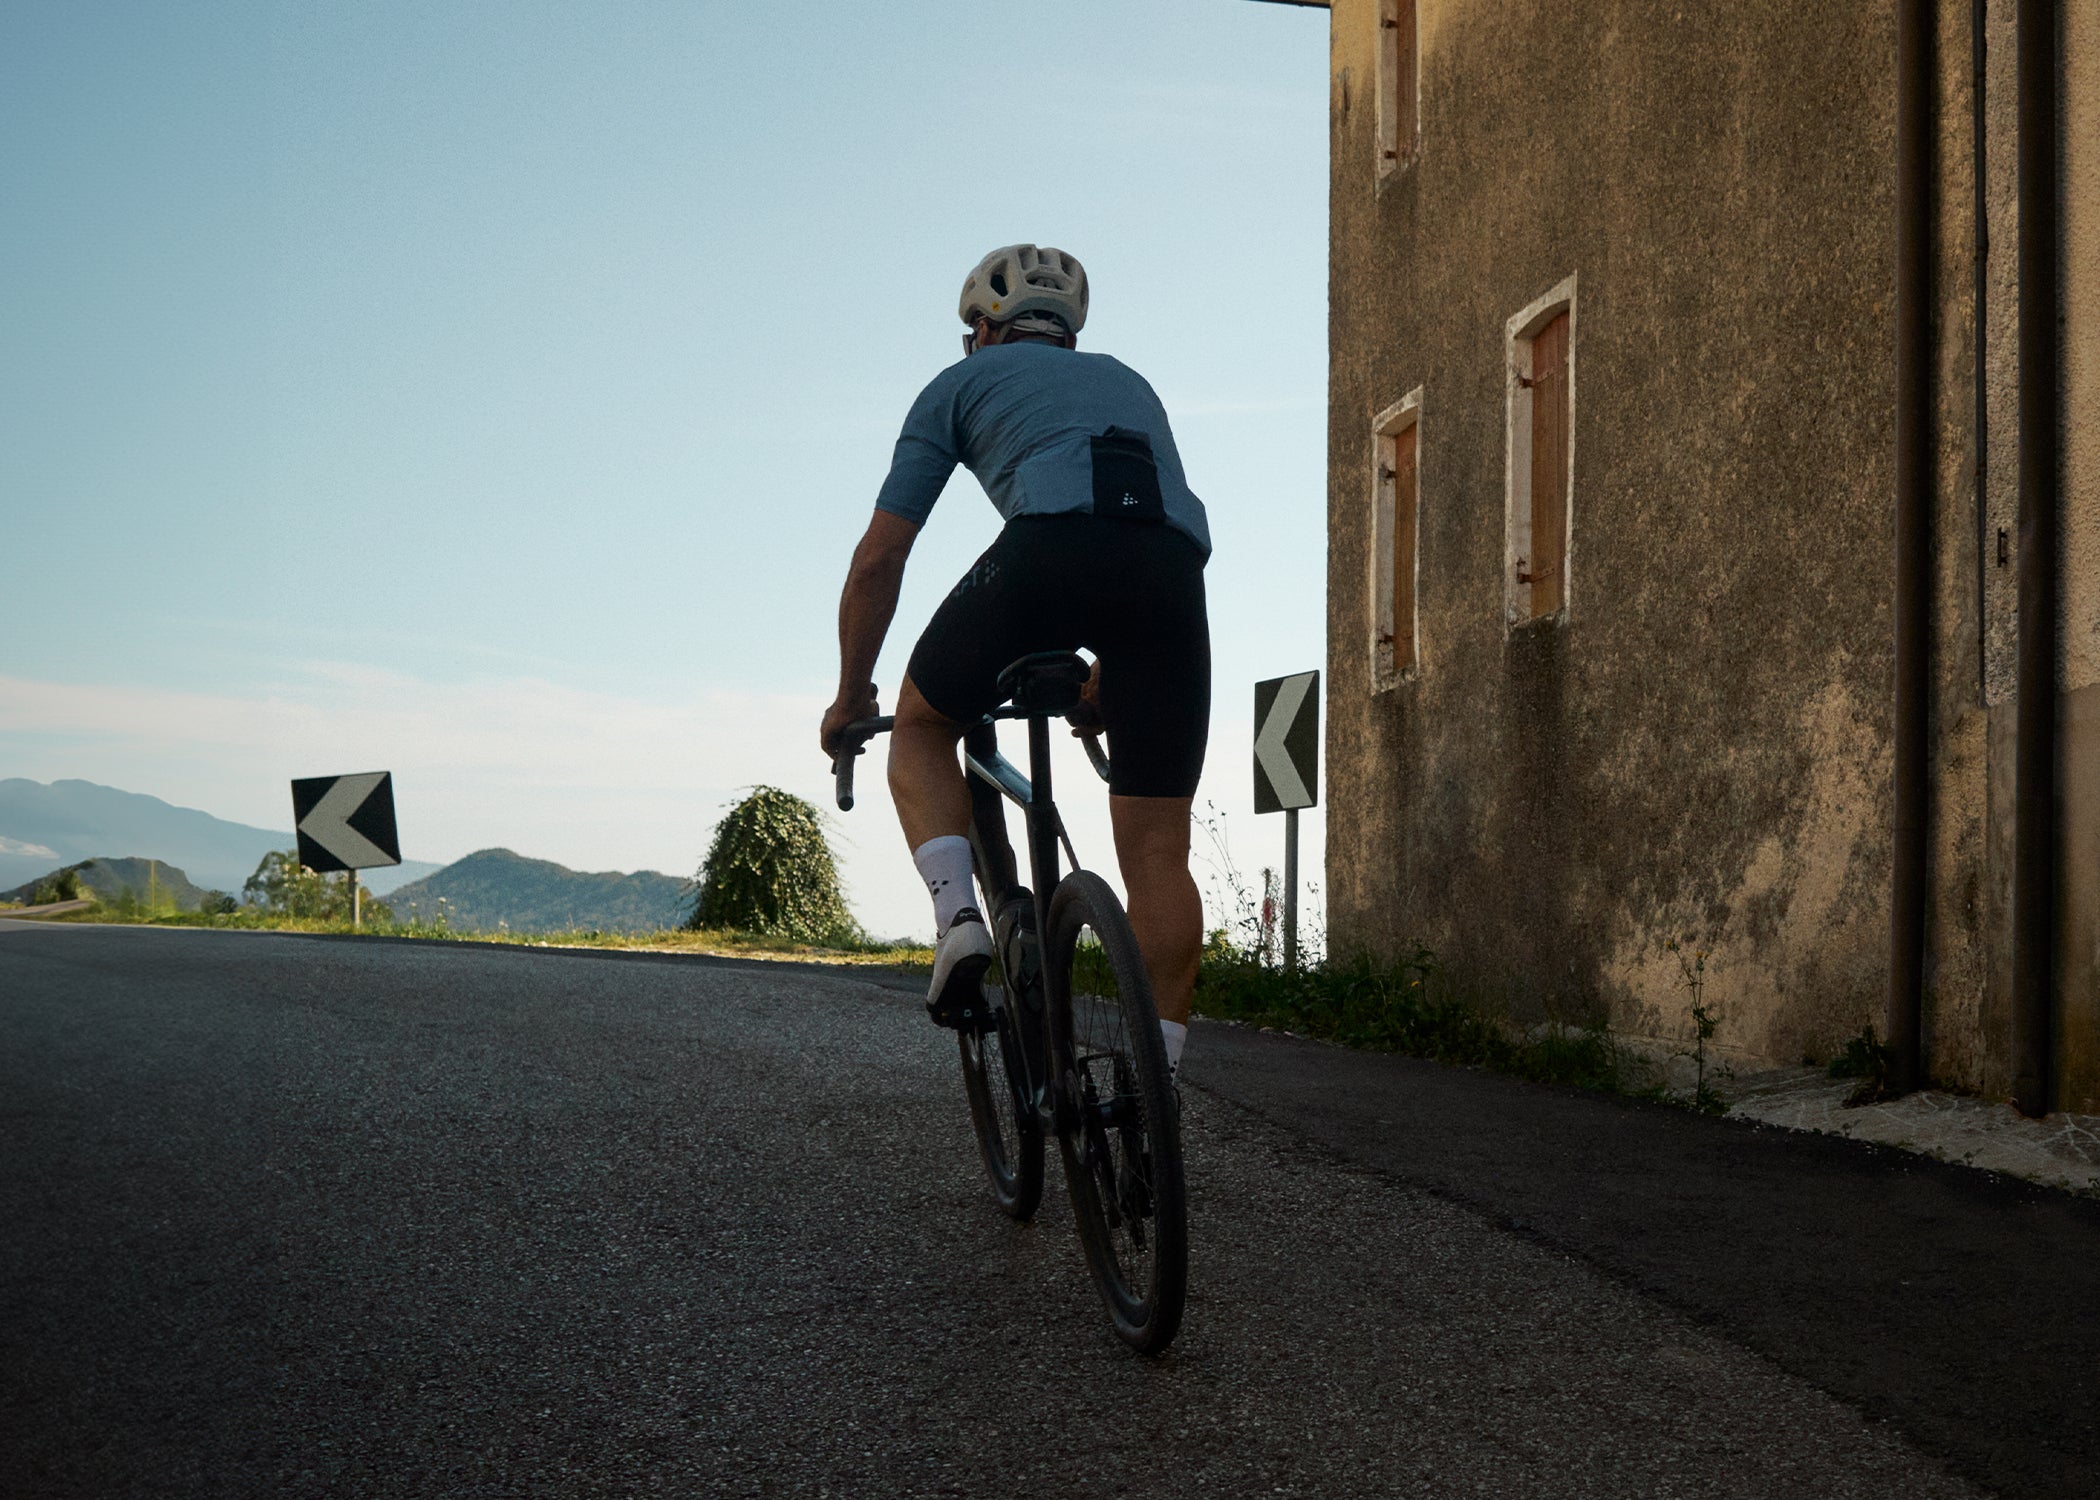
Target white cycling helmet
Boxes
[958,244,1088,334]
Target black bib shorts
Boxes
[905,514,1211,799]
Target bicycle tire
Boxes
[957,889,1044,1221]
[1045,870,1187,1354]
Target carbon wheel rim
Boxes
[959,977,1041,1218]
[1048,873,1186,1352]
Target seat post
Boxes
[1024,712,1060,905]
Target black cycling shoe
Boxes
[926,909,995,1031]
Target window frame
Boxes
[1503,275,1578,630]
[1370,388,1424,690]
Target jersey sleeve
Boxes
[873,370,962,526]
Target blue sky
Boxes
[1,0,1330,939]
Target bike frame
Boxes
[834,705,1108,1116]
[834,698,1182,1351]
[961,709,1111,956]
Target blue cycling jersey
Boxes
[873,341,1211,556]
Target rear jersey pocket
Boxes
[1090,427,1166,523]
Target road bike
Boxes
[831,651,1187,1354]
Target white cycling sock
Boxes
[912,835,976,936]
[1160,1019,1187,1077]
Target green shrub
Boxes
[31,868,84,904]
[687,786,860,943]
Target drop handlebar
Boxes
[829,713,1111,812]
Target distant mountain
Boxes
[0,779,289,893]
[0,779,436,895]
[386,849,689,934]
[1,856,213,910]
[358,859,445,896]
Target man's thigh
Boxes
[904,532,1073,725]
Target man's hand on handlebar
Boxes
[821,683,880,761]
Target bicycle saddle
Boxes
[997,651,1091,717]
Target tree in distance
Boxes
[687,786,860,943]
[31,868,83,904]
[244,849,392,923]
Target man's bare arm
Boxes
[821,509,921,756]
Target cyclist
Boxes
[819,244,1210,1079]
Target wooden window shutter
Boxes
[1392,423,1417,663]
[1378,0,1416,174]
[1528,311,1570,617]
[1395,0,1417,165]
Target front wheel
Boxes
[957,994,1044,1221]
[957,891,1044,1221]
[1045,870,1187,1354]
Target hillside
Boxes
[385,849,689,934]
[1,857,214,910]
[0,779,288,893]
[0,778,439,894]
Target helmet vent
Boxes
[990,271,1009,296]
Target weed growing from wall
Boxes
[1665,938,1732,1114]
[1828,1024,1898,1106]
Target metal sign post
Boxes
[1283,807,1299,970]
[290,771,401,929]
[1253,671,1320,970]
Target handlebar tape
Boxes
[833,747,859,811]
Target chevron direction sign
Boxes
[291,772,401,874]
[1253,671,1319,814]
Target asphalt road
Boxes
[0,923,2080,1498]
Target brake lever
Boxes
[1079,731,1112,785]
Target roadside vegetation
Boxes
[1193,938,1632,1093]
[20,798,1727,1109]
[26,819,929,967]
[1186,804,1724,1112]
[39,899,933,965]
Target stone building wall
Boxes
[1320,0,2095,1100]
[1325,0,1903,1069]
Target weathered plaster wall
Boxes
[1325,0,1900,1067]
[2057,3,2100,1110]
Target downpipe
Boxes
[1889,0,1935,1094]
[2011,0,2061,1118]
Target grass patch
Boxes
[47,904,934,967]
[1193,938,1661,1099]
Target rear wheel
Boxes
[1045,870,1187,1354]
[957,893,1043,1221]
